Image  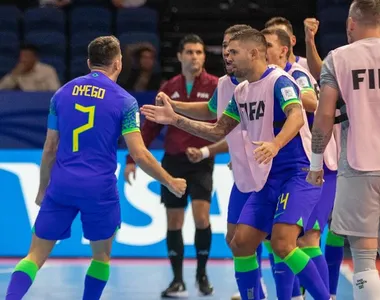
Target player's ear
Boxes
[177,51,183,63]
[281,46,289,60]
[291,34,296,47]
[347,17,355,32]
[87,59,91,70]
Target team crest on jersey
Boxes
[296,76,310,89]
[281,87,297,101]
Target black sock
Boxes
[195,225,212,278]
[166,229,184,282]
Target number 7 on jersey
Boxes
[73,104,95,152]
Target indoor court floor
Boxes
[0,258,355,299]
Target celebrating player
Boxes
[5,36,186,300]
[161,25,267,300]
[142,29,332,300]
[308,0,380,299]
[263,27,340,299]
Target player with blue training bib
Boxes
[5,35,186,300]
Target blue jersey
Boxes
[46,71,140,200]
[223,68,309,178]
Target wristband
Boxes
[200,147,210,159]
[309,152,324,171]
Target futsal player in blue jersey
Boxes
[142,29,332,300]
[5,36,186,300]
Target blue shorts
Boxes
[227,183,252,224]
[237,174,322,235]
[305,171,337,232]
[33,194,121,241]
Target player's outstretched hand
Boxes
[304,18,319,42]
[186,147,203,163]
[306,169,324,186]
[141,92,177,125]
[252,141,280,164]
[124,163,137,185]
[155,92,173,107]
[167,178,187,198]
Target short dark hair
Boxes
[88,36,121,68]
[349,0,380,26]
[229,29,267,53]
[261,28,291,59]
[265,17,293,34]
[20,44,38,54]
[177,34,205,53]
[224,24,253,35]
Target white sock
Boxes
[353,269,380,300]
[291,297,304,300]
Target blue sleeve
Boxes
[273,75,301,112]
[122,97,140,135]
[222,95,240,122]
[292,70,314,92]
[207,88,218,114]
[47,96,58,130]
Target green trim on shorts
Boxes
[296,217,304,228]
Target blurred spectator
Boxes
[111,0,146,8]
[118,43,162,92]
[39,0,71,7]
[0,44,60,91]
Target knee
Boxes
[297,230,321,248]
[226,231,234,247]
[167,212,184,230]
[194,216,210,229]
[271,237,296,259]
[230,233,253,257]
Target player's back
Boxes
[48,71,132,200]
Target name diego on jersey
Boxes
[72,85,106,99]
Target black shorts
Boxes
[161,153,214,208]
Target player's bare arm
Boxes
[141,94,238,142]
[300,89,318,112]
[39,129,59,191]
[274,102,304,149]
[304,18,323,80]
[174,114,237,142]
[253,103,304,165]
[158,91,216,121]
[186,139,229,163]
[37,129,59,205]
[311,84,339,155]
[124,132,186,198]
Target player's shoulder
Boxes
[218,74,233,87]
